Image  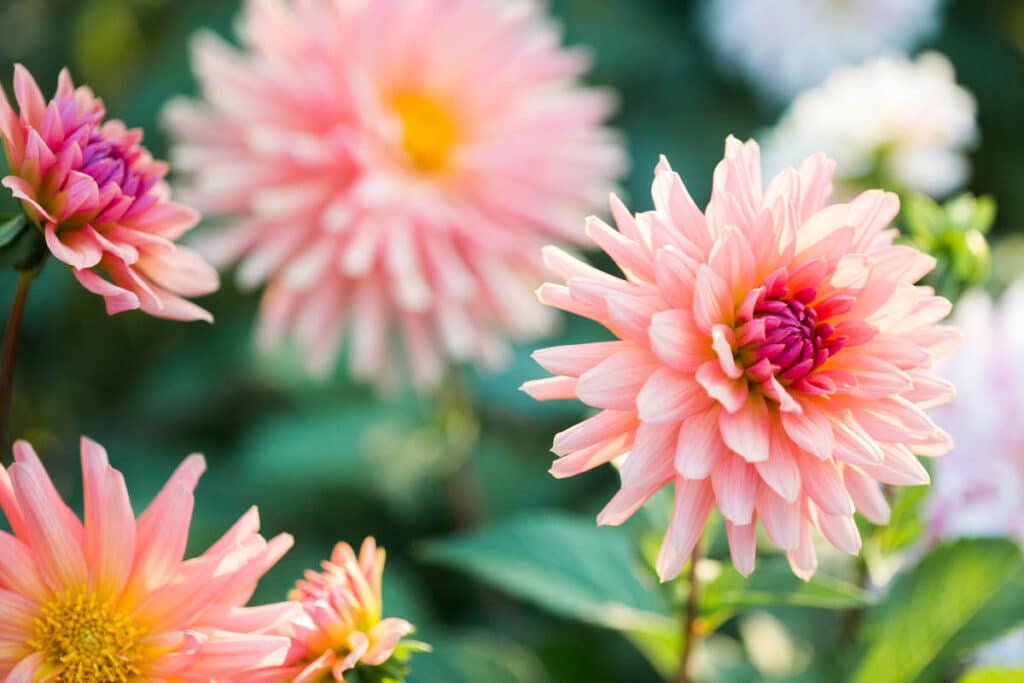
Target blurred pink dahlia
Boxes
[0,65,218,321]
[0,437,296,681]
[164,0,625,387]
[258,537,415,682]
[525,137,957,580]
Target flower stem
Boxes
[0,270,33,445]
[677,541,702,683]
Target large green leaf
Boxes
[418,512,675,636]
[407,632,551,683]
[703,559,870,614]
[959,669,1024,683]
[853,539,1024,683]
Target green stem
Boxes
[0,270,34,446]
[677,541,702,683]
[438,370,484,528]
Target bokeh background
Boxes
[2,1,1024,681]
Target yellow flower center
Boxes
[28,589,143,683]
[392,93,457,173]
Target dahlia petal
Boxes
[6,650,45,683]
[655,478,714,581]
[56,170,100,220]
[585,216,654,283]
[780,400,833,459]
[44,223,103,269]
[651,157,711,256]
[72,268,141,315]
[649,310,713,371]
[814,509,861,555]
[708,225,756,298]
[711,456,758,524]
[832,415,885,466]
[12,64,45,126]
[696,359,748,413]
[719,392,770,462]
[137,245,220,297]
[175,632,292,675]
[725,521,757,577]
[598,425,677,526]
[0,533,48,603]
[576,348,658,410]
[552,409,636,457]
[693,264,733,334]
[364,618,415,665]
[520,376,577,401]
[604,291,660,344]
[756,486,801,551]
[10,460,88,590]
[637,368,710,425]
[557,437,629,481]
[798,455,854,516]
[2,176,56,222]
[862,444,930,486]
[711,324,742,379]
[674,407,728,480]
[758,426,802,502]
[842,466,891,524]
[653,246,698,309]
[785,520,817,581]
[82,437,136,597]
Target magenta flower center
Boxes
[736,270,846,386]
[80,133,153,199]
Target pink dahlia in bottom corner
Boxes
[0,65,218,320]
[0,437,296,681]
[525,137,957,580]
[254,538,419,683]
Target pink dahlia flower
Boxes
[525,137,957,580]
[258,537,415,682]
[0,65,218,320]
[0,436,296,681]
[927,281,1024,542]
[164,0,625,387]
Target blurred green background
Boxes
[2,1,1024,681]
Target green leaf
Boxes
[853,539,1024,683]
[418,512,675,636]
[0,214,27,248]
[959,669,1024,683]
[701,559,869,632]
[407,632,550,683]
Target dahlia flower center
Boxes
[79,133,146,197]
[28,589,143,682]
[392,93,456,173]
[736,280,844,385]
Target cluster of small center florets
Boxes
[28,589,142,683]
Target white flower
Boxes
[762,52,978,197]
[702,0,944,101]
[927,280,1024,543]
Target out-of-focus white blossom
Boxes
[702,0,943,101]
[927,281,1024,544]
[762,52,978,197]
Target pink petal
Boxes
[718,392,770,462]
[655,478,714,581]
[726,520,757,577]
[674,406,728,479]
[637,367,710,425]
[711,456,758,524]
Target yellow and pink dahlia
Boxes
[0,437,296,681]
[259,537,415,682]
[0,65,218,320]
[525,137,957,580]
[165,0,625,387]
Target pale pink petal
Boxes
[656,478,714,581]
